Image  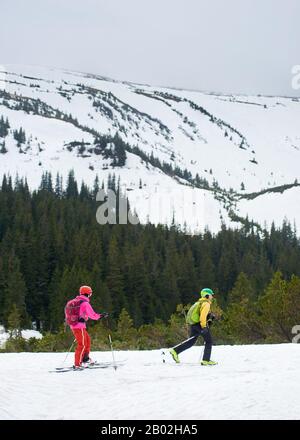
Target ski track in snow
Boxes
[0,344,300,420]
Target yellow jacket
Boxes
[199,298,211,328]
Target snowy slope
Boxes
[1,65,300,233]
[0,344,300,420]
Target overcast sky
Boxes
[1,0,299,96]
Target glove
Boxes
[207,313,216,327]
[207,313,216,321]
[99,312,109,319]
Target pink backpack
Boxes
[65,297,87,326]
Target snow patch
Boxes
[0,325,43,348]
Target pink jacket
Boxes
[70,295,101,330]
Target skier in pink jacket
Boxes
[69,286,108,369]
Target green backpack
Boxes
[186,301,201,325]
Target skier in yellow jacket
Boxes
[169,288,218,366]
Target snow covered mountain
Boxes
[1,64,300,233]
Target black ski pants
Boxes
[173,323,212,361]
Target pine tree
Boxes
[55,173,63,197]
[112,133,127,167]
[217,231,238,302]
[223,297,263,344]
[177,245,199,304]
[7,304,22,337]
[198,253,216,291]
[106,236,127,318]
[0,116,9,138]
[13,127,26,146]
[227,272,255,304]
[0,256,6,322]
[160,255,180,320]
[116,308,137,347]
[125,245,153,326]
[65,170,78,198]
[3,253,28,328]
[93,175,100,198]
[40,172,53,192]
[0,141,7,154]
[79,182,90,200]
[258,272,292,342]
[91,266,113,315]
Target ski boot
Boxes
[73,365,84,371]
[201,360,218,366]
[83,356,97,367]
[169,348,180,363]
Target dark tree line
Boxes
[0,171,300,334]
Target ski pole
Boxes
[61,339,76,367]
[182,308,189,338]
[198,344,205,363]
[108,333,117,371]
[103,315,117,371]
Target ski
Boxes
[50,360,126,373]
[50,367,88,373]
[50,365,117,373]
[85,361,126,369]
[162,361,218,367]
[160,350,218,366]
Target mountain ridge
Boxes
[0,64,299,233]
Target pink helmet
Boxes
[79,285,93,296]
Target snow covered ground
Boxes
[0,326,42,348]
[1,344,299,420]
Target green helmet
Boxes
[200,288,214,298]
